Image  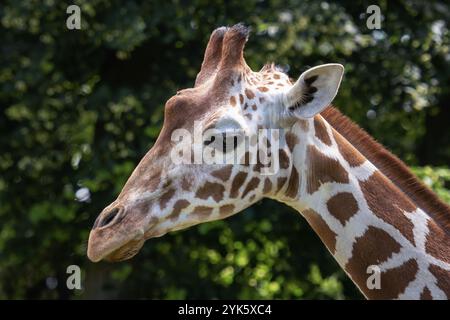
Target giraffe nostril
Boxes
[95,207,122,229]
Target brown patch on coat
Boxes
[420,287,433,300]
[230,172,248,198]
[181,176,192,191]
[241,177,260,198]
[345,226,416,299]
[285,166,300,198]
[230,96,236,107]
[167,199,190,221]
[303,209,337,254]
[263,178,272,194]
[428,264,450,299]
[211,165,233,181]
[192,206,213,219]
[159,188,176,210]
[239,94,244,104]
[278,149,290,169]
[359,171,416,245]
[276,177,287,193]
[219,204,235,217]
[195,181,225,202]
[245,88,255,99]
[314,116,332,146]
[327,192,359,225]
[285,132,298,152]
[306,145,349,194]
[258,86,269,92]
[253,162,262,173]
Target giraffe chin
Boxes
[102,228,167,262]
[103,238,145,262]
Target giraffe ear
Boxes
[284,64,344,119]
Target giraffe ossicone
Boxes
[87,24,450,300]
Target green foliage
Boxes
[412,167,450,204]
[0,0,449,299]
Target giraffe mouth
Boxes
[103,238,145,262]
[101,226,167,262]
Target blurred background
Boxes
[0,0,449,299]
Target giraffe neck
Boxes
[277,115,450,299]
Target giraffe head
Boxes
[87,24,344,262]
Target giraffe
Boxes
[87,24,450,299]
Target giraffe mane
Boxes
[260,62,286,73]
[322,106,450,232]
